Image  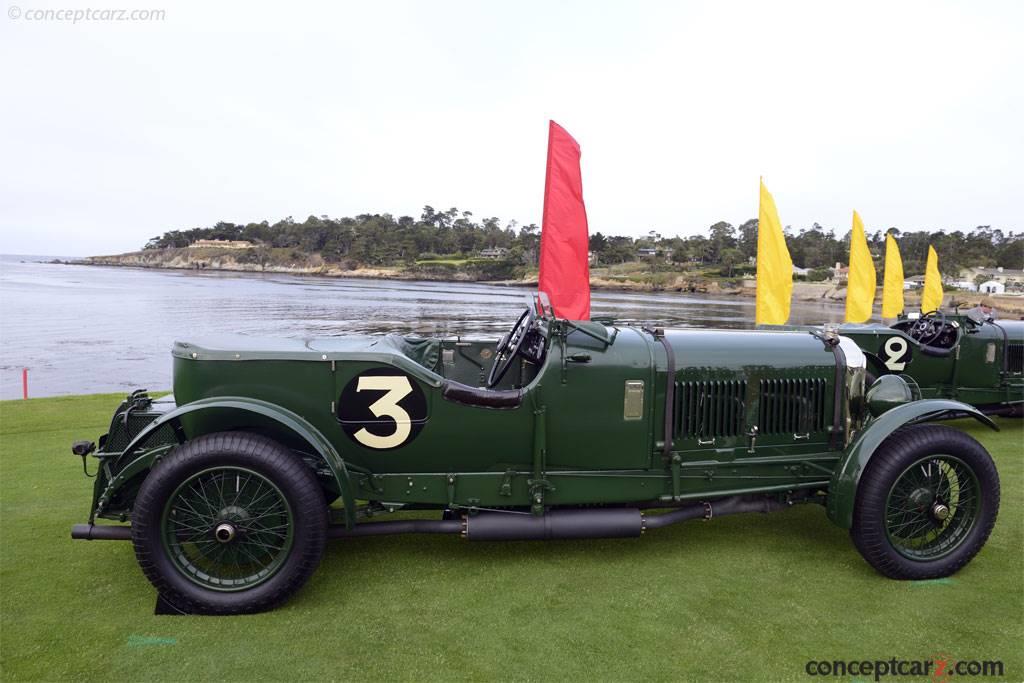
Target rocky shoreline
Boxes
[69,250,1024,315]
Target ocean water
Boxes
[0,256,849,399]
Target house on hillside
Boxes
[979,280,1005,294]
[964,266,1024,284]
[479,247,509,259]
[904,276,925,290]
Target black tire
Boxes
[131,432,328,614]
[851,424,999,580]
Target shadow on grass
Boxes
[300,502,876,609]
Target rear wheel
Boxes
[851,424,999,579]
[132,432,327,614]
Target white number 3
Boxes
[883,337,909,372]
[354,376,414,449]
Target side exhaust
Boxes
[461,496,789,540]
[70,495,795,542]
[464,508,642,541]
[71,524,132,541]
[327,519,464,538]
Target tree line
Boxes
[143,206,1022,277]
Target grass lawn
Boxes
[1,394,1021,681]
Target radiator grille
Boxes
[105,416,177,452]
[758,378,827,435]
[674,380,747,438]
[1008,344,1023,374]
[105,413,156,451]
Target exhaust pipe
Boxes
[643,496,788,529]
[70,520,467,541]
[71,524,132,541]
[464,508,642,541]
[327,519,464,538]
[70,495,793,543]
[462,496,789,540]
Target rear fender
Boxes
[826,399,997,528]
[105,396,357,527]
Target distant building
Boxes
[637,247,659,258]
[190,239,253,249]
[831,262,849,279]
[963,266,1024,284]
[793,265,810,276]
[978,280,1005,294]
[479,247,509,259]
[904,276,925,290]
[953,280,978,292]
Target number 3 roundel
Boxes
[338,368,427,450]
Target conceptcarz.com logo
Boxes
[804,655,1004,682]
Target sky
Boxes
[1,0,1021,256]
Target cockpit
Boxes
[431,293,553,408]
[892,310,961,354]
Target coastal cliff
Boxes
[80,247,1024,313]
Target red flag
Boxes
[539,120,590,320]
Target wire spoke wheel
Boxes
[883,455,980,561]
[161,466,294,591]
[851,424,999,580]
[133,432,327,613]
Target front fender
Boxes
[826,399,997,528]
[109,396,357,528]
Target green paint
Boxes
[88,318,862,519]
[66,304,1010,611]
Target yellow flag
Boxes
[755,179,793,325]
[881,233,904,318]
[844,210,876,323]
[921,245,943,313]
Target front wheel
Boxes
[131,432,328,614]
[851,424,999,579]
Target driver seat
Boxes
[440,379,524,409]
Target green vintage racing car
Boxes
[71,294,1002,613]
[838,308,1023,415]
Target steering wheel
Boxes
[909,309,947,346]
[487,306,535,388]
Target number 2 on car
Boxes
[882,337,911,371]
